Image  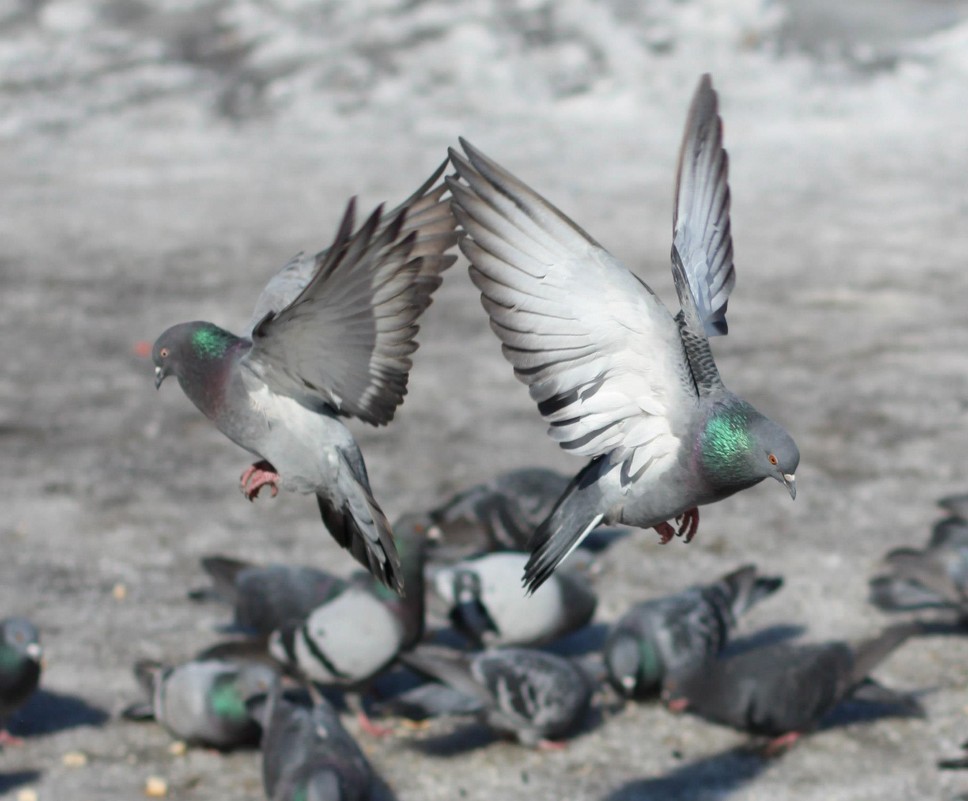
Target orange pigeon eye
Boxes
[159,347,170,358]
[768,454,778,466]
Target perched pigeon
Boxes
[153,163,458,593]
[662,622,923,751]
[191,555,347,637]
[432,551,597,647]
[448,75,798,593]
[250,686,374,801]
[268,514,428,689]
[427,467,572,556]
[604,564,783,698]
[0,618,42,746]
[870,514,968,613]
[392,644,593,748]
[122,657,278,749]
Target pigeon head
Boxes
[604,631,664,697]
[699,402,799,499]
[152,321,242,390]
[0,619,41,670]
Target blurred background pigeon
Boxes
[250,684,375,801]
[0,618,42,746]
[431,551,597,648]
[391,644,594,749]
[122,656,278,749]
[662,622,924,752]
[189,556,347,637]
[604,564,783,699]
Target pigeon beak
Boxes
[154,366,166,389]
[26,642,42,661]
[782,473,796,500]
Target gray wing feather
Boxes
[449,139,692,476]
[244,162,457,425]
[672,74,736,339]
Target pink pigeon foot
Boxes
[537,738,568,751]
[763,730,801,757]
[357,710,393,738]
[240,460,280,501]
[0,729,24,747]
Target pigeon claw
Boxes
[240,461,280,501]
[675,507,700,543]
[654,522,677,544]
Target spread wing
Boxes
[672,74,736,340]
[243,161,458,425]
[448,139,695,478]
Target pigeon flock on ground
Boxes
[5,74,968,798]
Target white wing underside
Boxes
[449,141,697,482]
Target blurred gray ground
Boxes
[2,0,968,798]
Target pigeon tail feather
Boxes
[199,555,251,605]
[847,622,922,689]
[524,461,605,594]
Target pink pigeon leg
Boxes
[240,460,280,501]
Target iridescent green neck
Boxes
[0,644,22,670]
[210,682,248,721]
[638,640,663,689]
[699,405,754,483]
[191,325,236,360]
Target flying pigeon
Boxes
[447,74,798,593]
[604,564,783,698]
[250,686,374,801]
[153,163,458,593]
[662,622,923,752]
[392,644,593,748]
[432,551,597,647]
[870,512,968,614]
[122,657,279,749]
[0,618,42,746]
[190,555,347,637]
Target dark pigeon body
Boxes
[0,618,42,739]
[195,555,347,636]
[604,564,783,698]
[251,688,373,801]
[427,467,572,556]
[447,75,798,592]
[395,644,593,747]
[870,512,968,614]
[663,623,921,740]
